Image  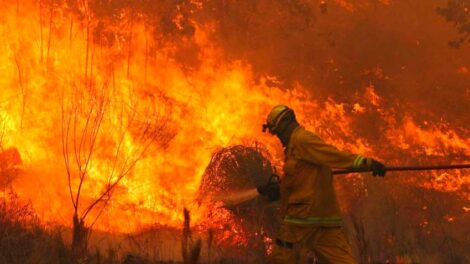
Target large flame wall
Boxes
[0,0,468,233]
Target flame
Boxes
[0,0,468,235]
[0,1,310,232]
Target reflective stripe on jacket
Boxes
[284,215,343,226]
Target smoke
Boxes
[202,0,469,123]
[75,0,470,152]
[58,1,469,127]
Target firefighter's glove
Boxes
[257,178,280,202]
[367,159,386,177]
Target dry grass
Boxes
[0,191,71,264]
[1,145,469,263]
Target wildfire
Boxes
[0,0,468,235]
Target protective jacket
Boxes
[281,126,366,227]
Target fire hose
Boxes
[212,164,470,206]
[332,164,470,175]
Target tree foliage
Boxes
[438,0,470,48]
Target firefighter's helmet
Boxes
[262,105,294,134]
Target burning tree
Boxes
[60,82,170,259]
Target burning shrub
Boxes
[199,144,280,261]
[200,145,274,194]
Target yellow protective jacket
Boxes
[281,126,366,227]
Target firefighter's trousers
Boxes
[270,226,357,264]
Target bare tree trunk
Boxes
[72,213,89,261]
[182,209,201,264]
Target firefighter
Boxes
[257,105,386,264]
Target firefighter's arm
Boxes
[295,131,366,169]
